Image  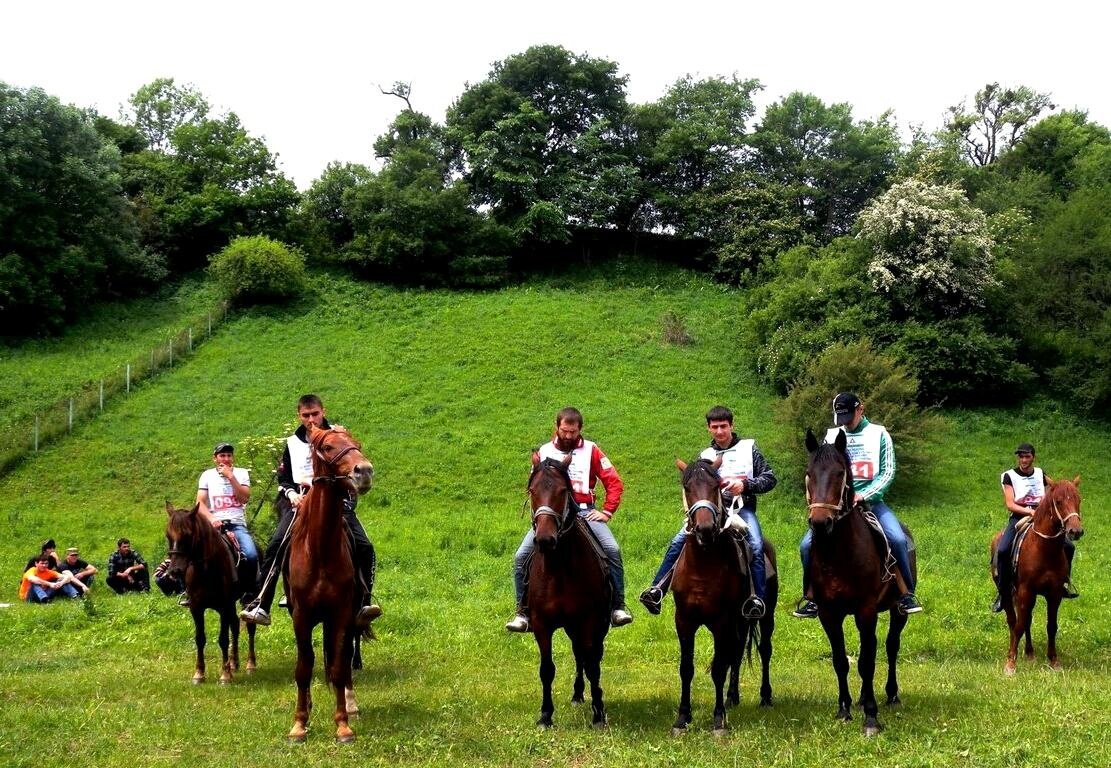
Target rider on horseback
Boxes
[196,442,258,584]
[240,394,380,628]
[640,405,777,619]
[506,407,634,632]
[793,393,922,619]
[992,443,1079,613]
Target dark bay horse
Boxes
[527,454,611,728]
[991,476,1083,675]
[672,458,777,736]
[165,501,258,684]
[804,429,913,736]
[285,425,374,743]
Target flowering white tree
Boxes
[857,179,997,318]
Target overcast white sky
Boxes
[4,1,1106,189]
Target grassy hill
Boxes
[1,262,1107,767]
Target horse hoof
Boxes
[760,697,774,708]
[570,696,584,706]
[725,694,740,708]
[1004,663,1016,677]
[592,719,607,731]
[245,663,257,675]
[712,727,728,739]
[671,726,688,737]
[1048,661,1063,672]
[886,695,901,707]
[192,675,205,685]
[335,729,356,744]
[536,716,553,729]
[287,729,307,744]
[863,723,882,737]
[218,677,231,686]
[836,708,852,722]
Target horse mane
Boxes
[681,458,720,486]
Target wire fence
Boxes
[0,301,231,475]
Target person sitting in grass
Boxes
[24,539,60,571]
[20,552,88,602]
[106,538,150,594]
[57,547,97,587]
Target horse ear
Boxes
[805,428,819,453]
[530,451,540,467]
[189,503,200,517]
[165,500,175,516]
[1044,474,1054,488]
[834,429,847,453]
[560,453,572,468]
[711,454,723,470]
[1072,475,1080,487]
[675,458,688,473]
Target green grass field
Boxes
[1,262,1107,767]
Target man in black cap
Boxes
[992,443,1079,612]
[793,392,922,618]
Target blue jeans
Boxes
[27,583,79,602]
[799,499,915,593]
[513,509,626,609]
[222,521,259,572]
[652,507,766,599]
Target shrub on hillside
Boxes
[773,340,944,492]
[889,318,1035,407]
[208,236,307,304]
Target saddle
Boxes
[522,515,612,604]
[856,503,900,584]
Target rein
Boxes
[1032,496,1081,540]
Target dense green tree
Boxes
[121,85,299,272]
[945,83,1054,167]
[995,110,1110,197]
[748,92,899,241]
[128,77,210,151]
[298,162,374,257]
[0,83,163,336]
[446,45,629,242]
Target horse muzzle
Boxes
[349,462,374,494]
[535,532,558,553]
[1066,526,1084,542]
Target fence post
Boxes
[151,349,155,370]
[34,416,39,452]
[169,340,173,367]
[126,363,131,393]
[188,327,193,352]
[100,380,104,411]
[69,398,74,433]
[208,314,212,336]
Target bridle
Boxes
[805,464,852,523]
[528,461,576,536]
[1032,492,1081,540]
[682,462,724,533]
[311,431,366,487]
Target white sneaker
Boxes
[611,608,634,626]
[240,606,271,626]
[505,614,530,632]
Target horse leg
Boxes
[245,621,257,674]
[819,613,853,721]
[535,626,556,728]
[672,621,695,734]
[1046,595,1062,670]
[191,607,207,684]
[326,620,355,743]
[758,609,775,707]
[853,612,881,736]
[710,623,735,736]
[725,621,743,708]
[573,630,606,728]
[218,608,234,684]
[1003,591,1021,676]
[885,609,908,705]
[288,614,314,743]
[571,653,585,705]
[1007,587,1034,675]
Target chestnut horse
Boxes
[671,457,777,736]
[165,501,258,684]
[991,476,1083,675]
[804,429,913,736]
[285,425,374,743]
[527,455,611,728]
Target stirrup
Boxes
[639,586,663,616]
[742,596,766,619]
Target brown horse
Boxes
[165,501,258,684]
[285,424,374,743]
[991,476,1083,675]
[804,429,912,736]
[671,457,777,736]
[527,455,611,728]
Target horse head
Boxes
[676,456,724,547]
[805,428,853,535]
[308,425,374,495]
[528,454,575,553]
[165,500,202,581]
[1042,475,1084,542]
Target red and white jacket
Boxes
[535,436,624,519]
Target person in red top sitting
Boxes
[506,406,632,632]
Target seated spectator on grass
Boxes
[153,558,185,596]
[106,538,150,594]
[20,553,87,602]
[24,539,60,571]
[57,547,98,587]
